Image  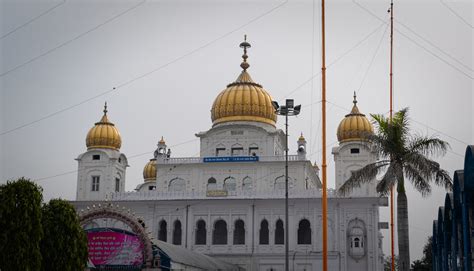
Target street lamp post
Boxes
[272,99,301,271]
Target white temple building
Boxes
[73,39,387,271]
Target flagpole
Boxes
[389,0,395,270]
[321,0,328,270]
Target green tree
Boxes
[411,236,432,271]
[339,108,452,271]
[41,199,88,271]
[384,255,399,271]
[0,178,43,271]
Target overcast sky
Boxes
[1,0,472,262]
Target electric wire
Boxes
[0,0,147,78]
[356,23,389,93]
[33,137,199,182]
[326,100,466,158]
[309,0,317,166]
[352,0,473,80]
[395,19,472,72]
[1,0,67,40]
[0,0,289,136]
[439,0,473,29]
[280,21,386,101]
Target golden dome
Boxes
[298,133,306,141]
[158,136,165,145]
[86,103,122,150]
[210,36,277,127]
[336,93,373,142]
[143,158,157,182]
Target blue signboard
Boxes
[203,156,259,163]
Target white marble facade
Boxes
[73,41,386,270]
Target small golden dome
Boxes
[86,103,122,150]
[158,136,165,145]
[143,158,157,182]
[336,93,373,142]
[210,36,277,127]
[298,133,306,141]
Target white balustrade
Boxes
[157,155,305,165]
[110,188,335,201]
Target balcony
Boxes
[110,188,337,201]
[157,155,305,165]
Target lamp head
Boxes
[272,101,280,111]
[293,104,301,115]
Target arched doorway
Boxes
[78,203,158,269]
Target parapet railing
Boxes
[110,188,337,201]
[158,155,305,164]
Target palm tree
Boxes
[338,108,452,271]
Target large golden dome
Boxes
[210,37,277,127]
[143,158,157,182]
[86,103,122,150]
[337,94,373,142]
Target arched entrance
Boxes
[78,203,158,269]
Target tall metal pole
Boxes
[389,1,395,270]
[285,113,289,271]
[321,0,328,270]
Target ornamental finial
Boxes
[239,35,251,71]
[103,101,108,115]
[353,91,357,105]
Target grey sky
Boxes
[1,0,472,262]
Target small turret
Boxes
[297,133,307,159]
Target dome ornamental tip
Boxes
[211,35,277,127]
[158,136,165,145]
[336,92,374,143]
[239,34,251,71]
[85,102,122,150]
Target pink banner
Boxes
[87,231,143,266]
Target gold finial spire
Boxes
[349,92,361,115]
[103,101,108,115]
[239,35,251,71]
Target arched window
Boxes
[158,220,167,242]
[212,220,227,245]
[195,220,206,245]
[207,177,217,190]
[233,219,245,245]
[231,143,243,156]
[173,220,182,245]
[169,178,186,192]
[242,177,252,190]
[297,219,311,244]
[216,144,226,156]
[274,176,285,190]
[224,177,236,191]
[259,219,269,245]
[249,143,259,156]
[275,219,284,244]
[354,237,360,248]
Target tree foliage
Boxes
[384,255,399,271]
[41,199,88,271]
[338,108,451,271]
[0,179,88,270]
[411,236,432,271]
[0,178,43,271]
